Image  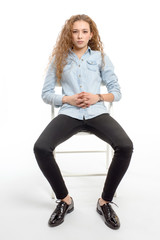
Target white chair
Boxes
[51,86,114,198]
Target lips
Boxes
[77,41,84,44]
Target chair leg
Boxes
[51,191,55,199]
[106,144,110,170]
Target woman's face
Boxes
[72,20,93,51]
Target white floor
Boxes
[1,133,160,240]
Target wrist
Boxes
[97,94,104,102]
[62,96,69,104]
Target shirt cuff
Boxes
[111,92,122,102]
[53,94,64,107]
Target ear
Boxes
[90,32,93,39]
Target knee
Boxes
[33,140,40,156]
[33,140,43,157]
[116,139,133,155]
[33,139,52,158]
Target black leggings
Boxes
[34,113,133,202]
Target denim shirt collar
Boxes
[69,46,91,57]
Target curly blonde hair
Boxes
[48,14,104,82]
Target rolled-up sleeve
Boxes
[41,60,64,107]
[101,55,121,102]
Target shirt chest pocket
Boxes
[86,60,98,72]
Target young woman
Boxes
[34,14,133,230]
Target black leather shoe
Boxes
[48,198,74,227]
[97,199,120,230]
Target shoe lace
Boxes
[110,201,119,208]
[106,202,119,223]
[54,200,66,213]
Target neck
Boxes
[72,46,88,59]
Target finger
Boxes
[83,92,89,97]
[86,104,90,108]
[77,103,87,108]
[84,100,90,105]
[78,92,85,97]
[76,99,84,105]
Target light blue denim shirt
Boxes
[42,47,121,120]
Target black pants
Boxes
[34,113,133,202]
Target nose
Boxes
[78,31,82,39]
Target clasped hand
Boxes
[69,92,99,109]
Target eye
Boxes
[72,30,78,34]
[83,31,88,33]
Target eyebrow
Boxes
[72,28,89,30]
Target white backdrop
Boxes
[0,0,160,238]
[1,0,160,176]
